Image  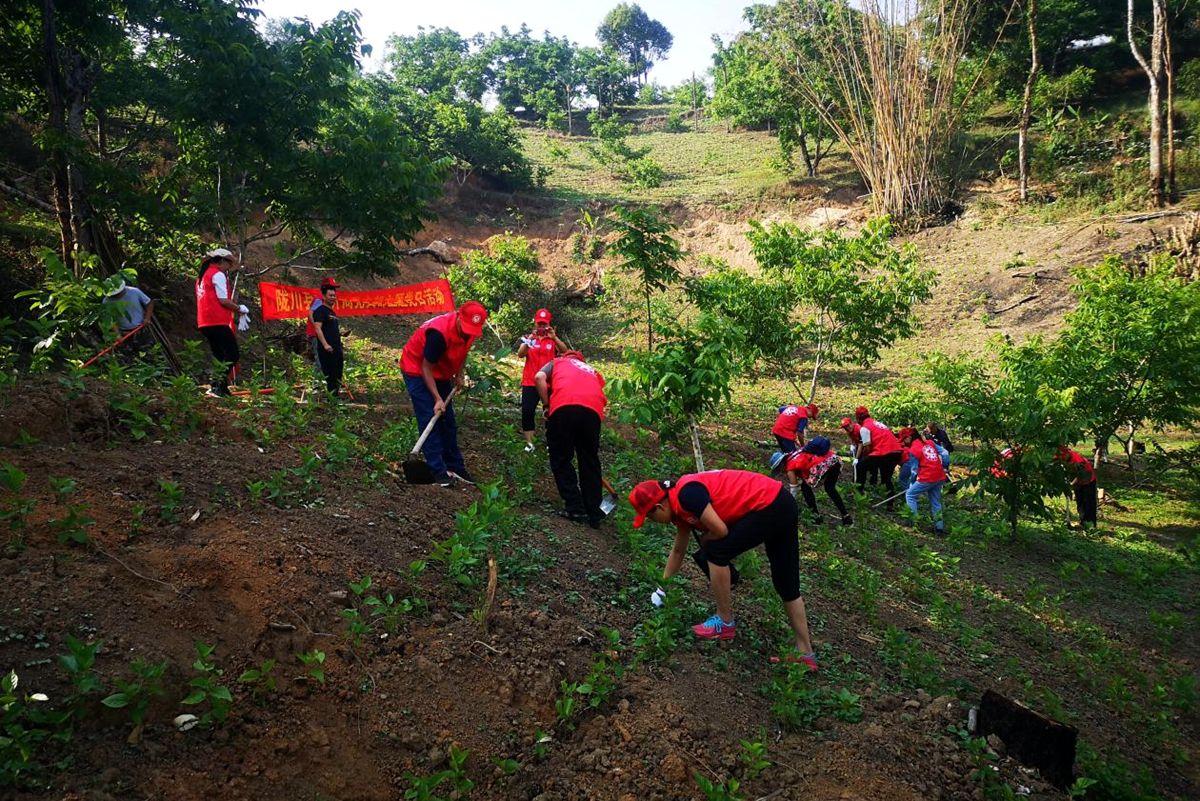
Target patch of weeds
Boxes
[48,477,92,546]
[762,661,862,730]
[156,479,184,523]
[402,743,474,800]
[878,626,945,693]
[237,659,277,703]
[695,771,743,801]
[737,731,770,779]
[1,669,73,790]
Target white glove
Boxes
[520,336,536,348]
[650,587,666,607]
[787,483,799,498]
[238,304,249,314]
[237,312,250,332]
[852,458,859,467]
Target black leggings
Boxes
[859,451,902,499]
[1074,481,1098,525]
[800,461,848,518]
[700,488,801,602]
[520,385,542,432]
[200,325,239,391]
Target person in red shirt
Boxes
[400,301,487,487]
[536,351,607,528]
[899,428,948,532]
[629,469,818,670]
[516,308,568,452]
[840,417,877,485]
[1056,446,1098,528]
[195,247,247,397]
[772,436,851,526]
[771,403,819,452]
[853,406,904,508]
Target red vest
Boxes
[785,451,818,476]
[771,405,806,439]
[861,417,902,455]
[521,336,558,386]
[546,357,606,418]
[305,299,322,338]
[1060,448,1096,484]
[400,312,477,380]
[909,439,948,484]
[195,265,233,329]
[668,470,782,529]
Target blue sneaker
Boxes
[692,614,736,640]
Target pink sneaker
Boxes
[769,652,819,671]
[692,614,736,640]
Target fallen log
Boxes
[976,689,1077,788]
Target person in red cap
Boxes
[840,416,877,485]
[1055,445,1097,528]
[311,277,343,396]
[853,406,904,508]
[771,403,819,452]
[899,428,948,532]
[400,301,487,486]
[536,350,607,527]
[629,469,818,669]
[516,308,568,452]
[195,247,248,397]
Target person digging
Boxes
[535,350,606,528]
[400,300,487,487]
[629,469,818,670]
[840,416,878,486]
[771,402,818,453]
[103,278,155,364]
[1056,445,1098,529]
[898,427,949,533]
[311,277,343,397]
[853,405,904,507]
[771,435,851,527]
[516,308,567,452]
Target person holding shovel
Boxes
[195,247,247,397]
[400,301,487,487]
[899,428,948,533]
[840,416,877,485]
[517,308,567,452]
[772,403,819,453]
[771,436,851,527]
[535,350,606,528]
[629,469,818,670]
[311,277,343,397]
[103,278,155,364]
[853,406,904,507]
[1055,445,1098,529]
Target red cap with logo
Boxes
[457,301,488,337]
[320,277,339,290]
[534,308,552,324]
[629,480,668,528]
[840,417,853,429]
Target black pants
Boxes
[859,451,902,504]
[316,346,343,394]
[520,385,542,432]
[775,434,797,453]
[200,325,239,392]
[800,461,848,518]
[1074,482,1098,525]
[546,405,602,522]
[701,488,801,602]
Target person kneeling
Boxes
[629,469,818,670]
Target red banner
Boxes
[258,279,455,321]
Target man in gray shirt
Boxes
[103,281,155,362]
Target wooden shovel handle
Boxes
[411,387,457,455]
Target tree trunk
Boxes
[42,0,74,268]
[1018,0,1040,202]
[806,346,824,405]
[796,132,815,178]
[1165,9,1177,202]
[645,287,653,351]
[1128,0,1167,207]
[689,415,705,472]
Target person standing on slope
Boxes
[400,301,487,487]
[311,277,343,397]
[899,428,948,533]
[853,406,904,507]
[195,248,247,397]
[629,469,818,670]
[517,308,567,452]
[536,350,606,528]
[771,403,819,453]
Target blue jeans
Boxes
[404,375,466,478]
[906,481,944,530]
[898,455,915,493]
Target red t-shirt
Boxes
[908,439,948,484]
[785,451,817,476]
[1058,448,1096,485]
[521,335,557,386]
[772,405,808,439]
[667,470,782,529]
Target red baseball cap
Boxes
[841,417,853,429]
[320,277,339,290]
[807,403,820,419]
[854,406,869,421]
[561,350,584,360]
[457,301,487,337]
[898,427,917,442]
[534,308,552,324]
[629,480,668,528]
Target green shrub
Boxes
[446,235,544,338]
[622,156,665,188]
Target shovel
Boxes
[599,477,618,517]
[403,388,457,484]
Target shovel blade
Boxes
[599,493,617,516]
[403,457,434,485]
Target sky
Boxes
[253,0,753,86]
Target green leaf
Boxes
[101,693,129,708]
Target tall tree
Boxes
[1128,0,1168,207]
[1018,0,1040,202]
[608,205,681,352]
[597,3,672,87]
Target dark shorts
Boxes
[700,487,801,602]
[520,385,542,432]
[775,434,797,453]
